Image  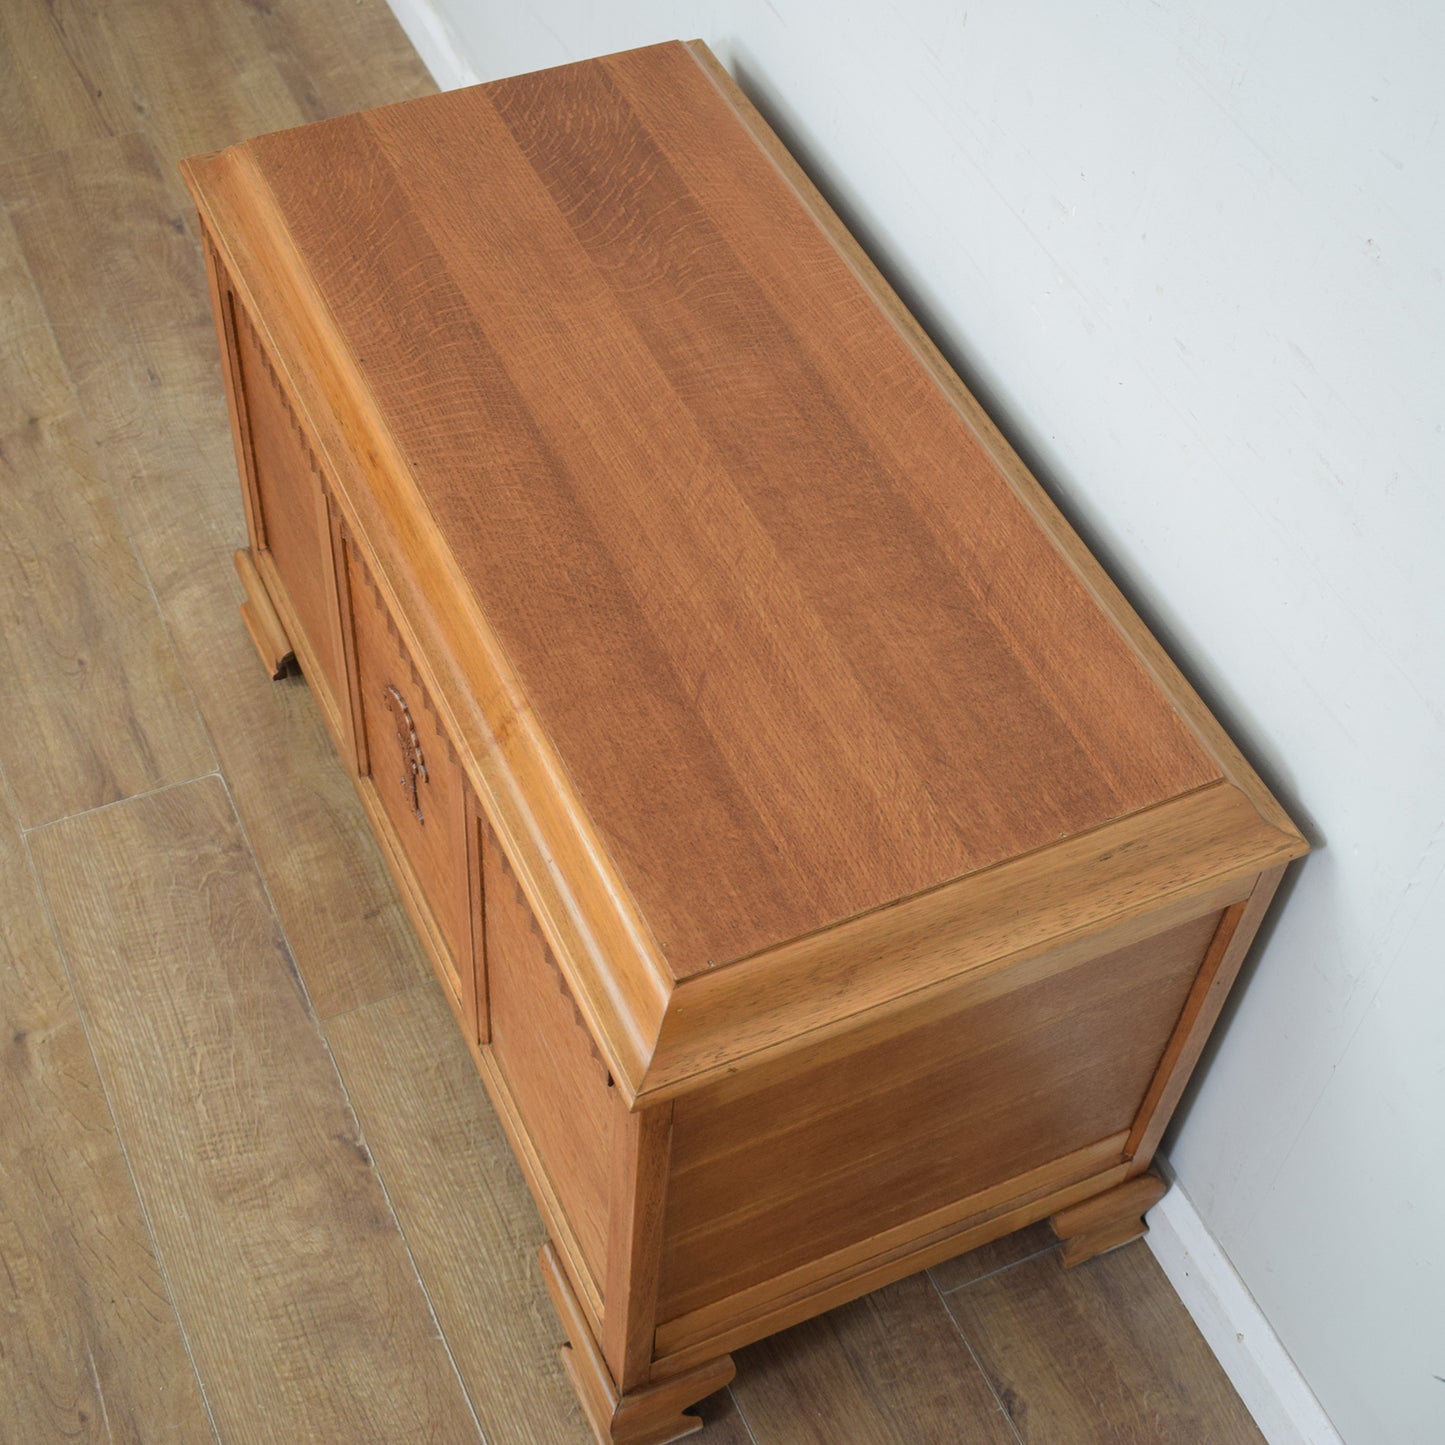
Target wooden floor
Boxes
[0,4,1265,1441]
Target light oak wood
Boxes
[180,40,1308,1440]
[234,546,293,679]
[0,782,212,1442]
[485,820,614,1293]
[345,529,472,971]
[543,1244,735,1445]
[185,124,677,1098]
[196,58,1219,987]
[652,1139,1135,1375]
[1051,1172,1169,1268]
[684,39,1300,846]
[1126,867,1289,1163]
[180,55,1303,1104]
[658,912,1222,1321]
[230,297,353,725]
[946,1243,1265,1443]
[603,1097,675,1391]
[641,785,1287,1100]
[28,778,481,1441]
[1,4,1289,1439]
[471,1042,608,1336]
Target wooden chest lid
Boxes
[184,42,1303,1098]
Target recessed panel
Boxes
[231,302,346,714]
[345,538,470,1004]
[483,824,612,1293]
[658,908,1224,1322]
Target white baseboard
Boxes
[1147,1185,1342,1445]
[385,0,479,89]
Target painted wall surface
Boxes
[390,3,1445,1439]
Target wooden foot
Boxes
[1049,1170,1167,1267]
[539,1244,734,1445]
[233,549,294,679]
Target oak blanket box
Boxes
[181,40,1307,1445]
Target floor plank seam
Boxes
[926,1270,1025,1445]
[724,1383,762,1445]
[934,1241,1061,1298]
[21,769,225,835]
[314,1019,491,1444]
[4,764,225,1445]
[217,761,489,1442]
[320,979,424,1025]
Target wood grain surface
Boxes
[248,0,435,128]
[43,0,306,204]
[642,782,1294,1100]
[0,0,118,162]
[347,531,473,974]
[927,1221,1059,1293]
[0,3,1276,1441]
[216,41,1221,979]
[325,984,588,1444]
[945,1242,1265,1443]
[0,205,214,828]
[658,909,1222,1320]
[732,1272,1016,1445]
[232,299,353,712]
[601,1096,675,1391]
[2,133,428,1019]
[485,821,614,1291]
[28,778,481,1442]
[0,782,212,1442]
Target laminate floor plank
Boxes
[927,1221,1060,1294]
[0,206,215,828]
[688,1388,758,1444]
[43,0,306,196]
[324,984,588,1444]
[943,1242,1263,1444]
[0,133,247,580]
[245,0,436,124]
[0,0,118,163]
[729,1272,1016,1445]
[28,777,483,1444]
[2,134,429,1017]
[0,778,214,1443]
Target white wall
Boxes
[388,3,1445,1440]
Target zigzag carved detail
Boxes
[492,827,606,1071]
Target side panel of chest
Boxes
[223,282,352,756]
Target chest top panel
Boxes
[225,41,1219,976]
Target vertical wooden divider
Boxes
[603,1095,675,1392]
[1124,864,1287,1165]
[201,234,263,553]
[467,795,490,1046]
[329,511,366,778]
